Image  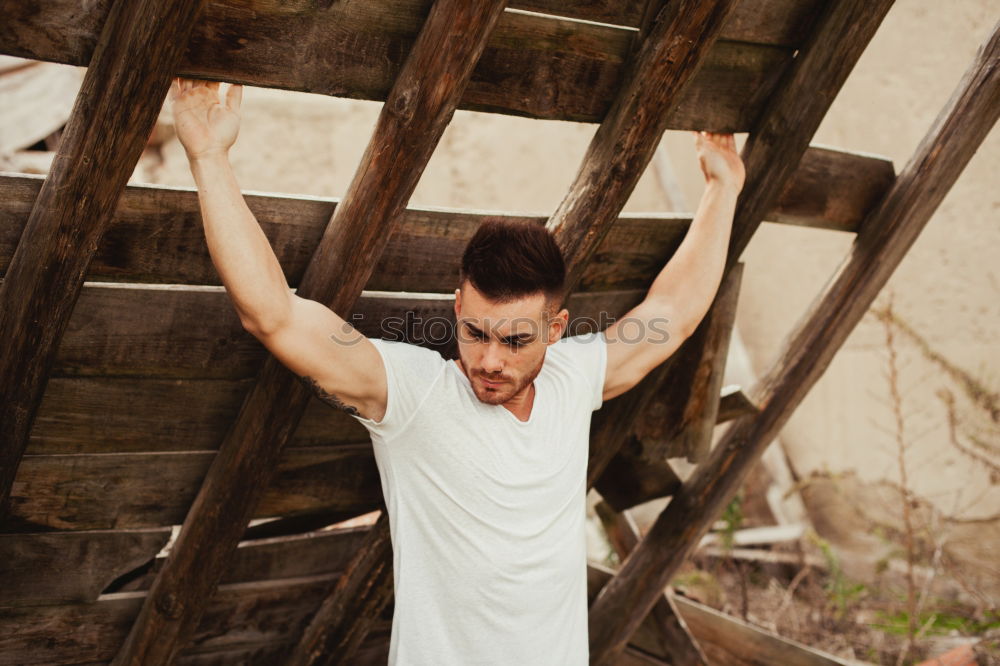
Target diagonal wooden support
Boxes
[548,0,740,291]
[595,501,708,666]
[294,1,739,660]
[634,260,743,462]
[588,19,1000,665]
[586,0,896,512]
[110,2,509,664]
[0,0,208,511]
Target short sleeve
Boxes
[350,338,447,441]
[555,330,608,411]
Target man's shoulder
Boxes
[370,337,447,367]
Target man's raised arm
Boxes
[602,132,745,400]
[171,78,387,420]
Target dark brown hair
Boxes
[459,219,565,304]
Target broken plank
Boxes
[0,528,171,606]
[0,0,209,510]
[671,595,857,666]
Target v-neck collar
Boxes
[450,359,541,426]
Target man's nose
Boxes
[481,341,504,374]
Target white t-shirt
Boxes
[351,331,608,666]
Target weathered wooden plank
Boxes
[0,2,791,128]
[717,387,758,423]
[0,0,209,510]
[772,145,895,232]
[0,528,171,606]
[587,13,999,665]
[0,174,688,290]
[35,285,642,381]
[2,445,382,532]
[633,264,743,462]
[0,148,891,288]
[548,0,740,290]
[517,0,823,47]
[0,574,345,666]
[113,2,511,664]
[672,596,855,666]
[119,526,372,594]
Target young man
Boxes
[171,79,744,665]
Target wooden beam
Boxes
[587,17,1000,664]
[727,0,896,267]
[111,2,509,664]
[595,502,708,666]
[0,1,793,129]
[0,0,208,510]
[633,263,743,462]
[0,149,891,288]
[288,511,394,665]
[548,0,740,291]
[593,437,682,512]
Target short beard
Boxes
[469,355,545,406]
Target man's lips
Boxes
[478,375,507,387]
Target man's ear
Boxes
[454,288,461,318]
[547,307,569,343]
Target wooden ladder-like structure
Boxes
[0,0,996,664]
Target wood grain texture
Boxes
[288,511,394,665]
[593,436,682,512]
[594,504,708,666]
[0,0,208,510]
[548,0,740,292]
[111,2,510,664]
[2,445,382,532]
[28,284,640,380]
[587,15,999,665]
[0,528,171,606]
[119,526,372,594]
[519,0,822,47]
[0,1,793,128]
[726,0,897,266]
[633,264,743,462]
[0,574,343,666]
[0,149,895,288]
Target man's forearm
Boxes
[645,180,739,334]
[190,153,292,334]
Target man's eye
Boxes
[507,340,524,349]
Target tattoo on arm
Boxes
[299,375,360,416]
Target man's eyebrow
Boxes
[499,332,535,344]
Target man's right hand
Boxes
[169,78,243,161]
